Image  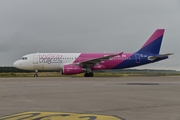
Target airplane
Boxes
[13,29,173,77]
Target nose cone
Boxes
[13,61,21,69]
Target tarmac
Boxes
[0,76,180,120]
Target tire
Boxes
[84,73,88,77]
[89,72,94,77]
[34,74,38,77]
[84,72,94,77]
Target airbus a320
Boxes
[13,29,173,77]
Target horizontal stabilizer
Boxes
[148,53,173,60]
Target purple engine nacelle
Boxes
[92,65,106,70]
[62,64,84,75]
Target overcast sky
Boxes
[0,0,180,70]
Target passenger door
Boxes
[33,54,38,64]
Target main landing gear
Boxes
[34,70,38,77]
[84,72,94,77]
[84,67,94,77]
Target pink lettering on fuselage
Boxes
[38,54,63,64]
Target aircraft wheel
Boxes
[34,74,38,77]
[89,72,94,77]
[84,72,94,77]
[84,73,88,77]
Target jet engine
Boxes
[62,64,84,75]
[92,65,106,70]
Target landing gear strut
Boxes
[34,70,38,77]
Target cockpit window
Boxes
[21,57,27,60]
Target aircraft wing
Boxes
[149,53,173,59]
[77,52,123,67]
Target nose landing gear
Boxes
[34,70,38,77]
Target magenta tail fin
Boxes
[137,29,165,54]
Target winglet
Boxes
[117,52,123,56]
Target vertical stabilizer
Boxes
[137,29,165,54]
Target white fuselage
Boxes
[13,53,81,70]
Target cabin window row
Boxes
[59,57,131,60]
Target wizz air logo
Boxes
[38,54,63,64]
